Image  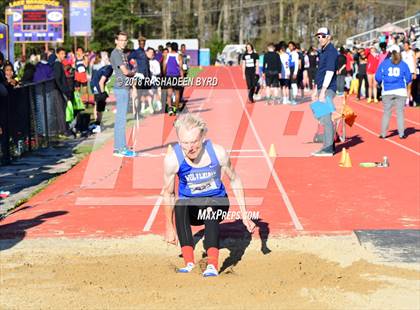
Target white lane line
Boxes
[143,196,163,231]
[230,155,265,158]
[228,149,263,152]
[354,123,420,156]
[226,67,303,231]
[352,100,420,126]
[142,67,219,232]
[137,152,264,158]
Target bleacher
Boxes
[346,13,420,49]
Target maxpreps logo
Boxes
[197,209,260,221]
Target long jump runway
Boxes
[0,66,419,241]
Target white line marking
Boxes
[77,196,264,206]
[136,151,264,158]
[228,149,263,153]
[354,123,420,156]
[352,100,420,126]
[227,68,303,230]
[143,196,163,231]
[230,155,265,158]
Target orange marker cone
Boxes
[268,144,277,158]
[339,148,347,166]
[340,149,352,168]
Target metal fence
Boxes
[0,78,68,165]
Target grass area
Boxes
[12,176,58,209]
[187,67,204,78]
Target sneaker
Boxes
[0,191,10,199]
[290,99,297,105]
[378,135,386,139]
[374,98,379,103]
[311,149,334,157]
[177,262,195,273]
[367,98,372,104]
[399,134,407,139]
[113,149,137,158]
[146,106,154,115]
[168,107,175,116]
[203,264,218,277]
[88,124,97,131]
[92,125,101,134]
[254,94,261,101]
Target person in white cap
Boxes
[375,44,412,139]
[311,27,338,157]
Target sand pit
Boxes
[1,234,419,309]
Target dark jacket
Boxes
[53,59,71,99]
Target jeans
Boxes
[113,87,130,151]
[381,95,406,137]
[337,75,345,93]
[318,89,336,152]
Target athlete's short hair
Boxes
[267,42,275,50]
[56,47,66,54]
[174,113,208,136]
[114,31,128,40]
[278,41,287,51]
[171,42,178,52]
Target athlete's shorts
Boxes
[74,80,88,88]
[279,79,290,87]
[74,72,88,85]
[175,196,230,226]
[265,72,280,87]
[94,93,108,112]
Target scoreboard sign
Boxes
[6,0,64,43]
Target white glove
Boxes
[134,72,144,79]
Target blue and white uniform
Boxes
[173,140,227,199]
[279,52,290,79]
[375,58,412,96]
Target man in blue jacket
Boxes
[311,27,338,157]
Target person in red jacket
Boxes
[366,47,380,103]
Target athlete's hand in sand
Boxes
[165,226,178,245]
[242,216,256,233]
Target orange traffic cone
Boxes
[340,149,352,168]
[339,148,347,166]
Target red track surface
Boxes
[1,67,419,239]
